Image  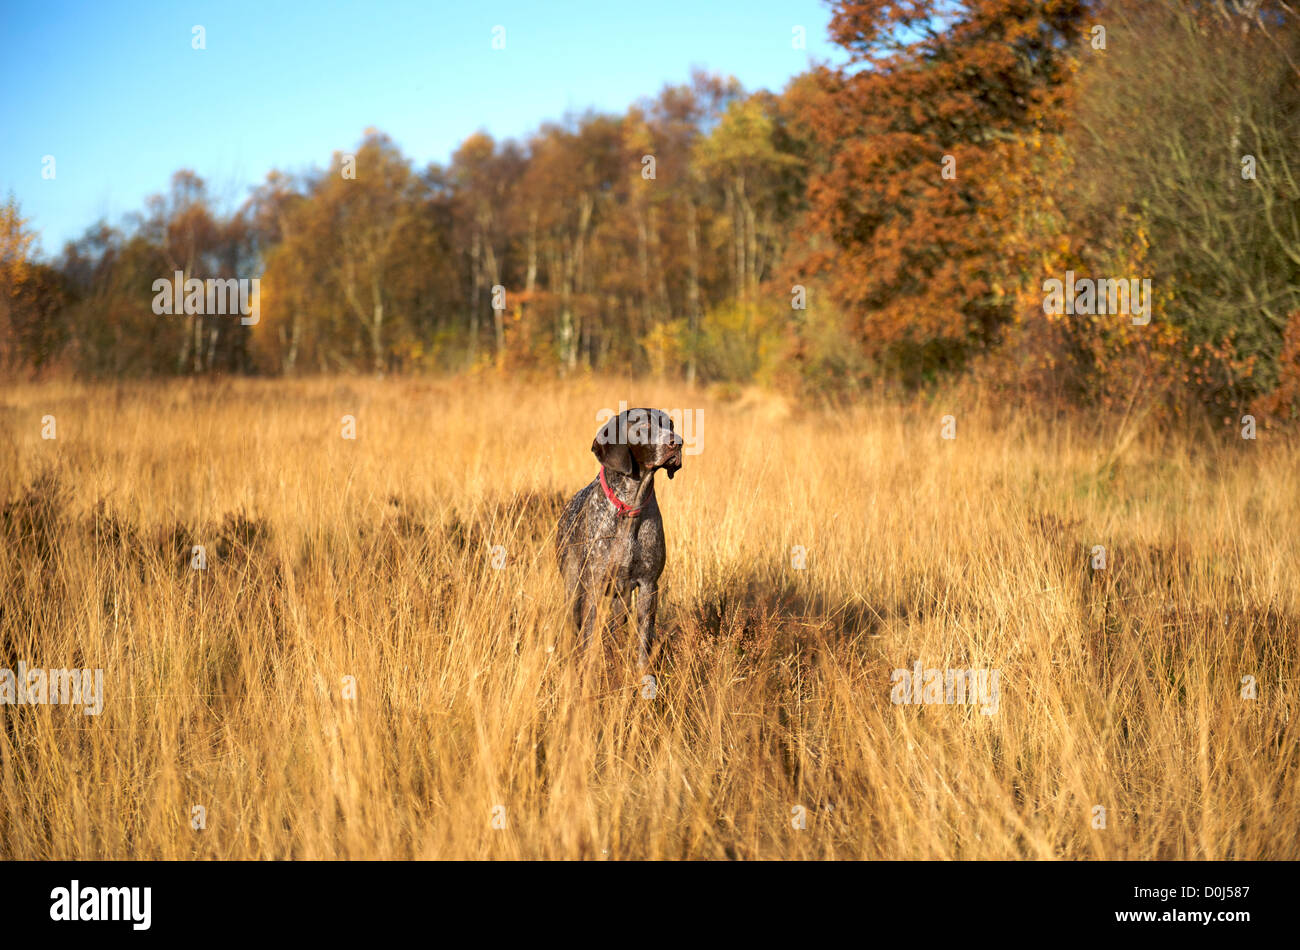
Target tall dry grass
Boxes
[0,375,1295,858]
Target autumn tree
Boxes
[260,131,438,373]
[1065,0,1300,413]
[448,133,526,366]
[516,114,624,369]
[0,195,69,375]
[805,0,1090,383]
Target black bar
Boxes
[0,859,1283,937]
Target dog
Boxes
[556,408,683,667]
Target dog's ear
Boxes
[592,416,635,476]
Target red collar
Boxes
[599,468,643,518]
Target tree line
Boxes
[3,0,1299,422]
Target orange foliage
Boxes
[1253,310,1300,425]
[803,1,1090,381]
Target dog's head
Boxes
[592,408,683,480]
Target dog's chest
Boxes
[589,499,664,584]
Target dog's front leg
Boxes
[578,580,601,653]
[605,584,632,643]
[635,579,658,670]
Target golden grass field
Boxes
[0,375,1296,859]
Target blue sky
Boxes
[0,0,841,258]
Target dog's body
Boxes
[556,408,683,667]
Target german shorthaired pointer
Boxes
[556,408,683,667]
